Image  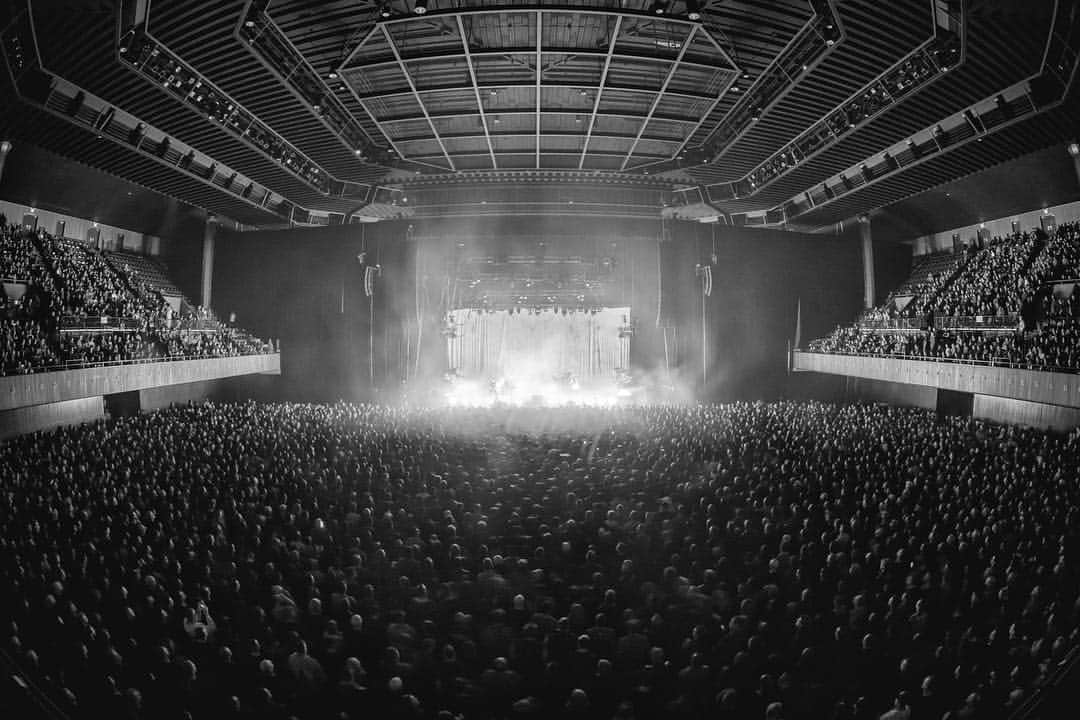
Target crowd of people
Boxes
[929,233,1039,318]
[811,222,1080,371]
[2,401,1078,720]
[33,235,151,321]
[0,221,272,373]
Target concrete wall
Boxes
[0,371,280,440]
[0,354,280,412]
[0,199,155,253]
[0,396,104,440]
[139,373,279,410]
[973,394,1080,431]
[914,199,1080,255]
[792,352,1080,408]
[793,351,1080,429]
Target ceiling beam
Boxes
[535,10,542,169]
[350,81,718,102]
[579,15,622,170]
[345,46,725,74]
[376,107,702,124]
[376,6,703,28]
[620,24,696,171]
[404,149,673,160]
[392,130,681,143]
[380,23,455,171]
[456,14,498,170]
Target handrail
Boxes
[1008,646,1080,720]
[855,317,929,330]
[794,349,1080,375]
[935,314,1020,329]
[0,647,70,720]
[59,315,143,330]
[4,351,278,376]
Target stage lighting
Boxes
[413,0,427,15]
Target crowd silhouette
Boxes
[0,220,270,375]
[2,401,1078,720]
[810,222,1080,371]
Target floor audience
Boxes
[2,401,1078,720]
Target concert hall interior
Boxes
[5,2,1080,720]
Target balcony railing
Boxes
[935,314,1020,330]
[3,350,278,377]
[797,348,1080,376]
[59,315,142,331]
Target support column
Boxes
[859,213,875,309]
[0,140,12,186]
[201,214,217,309]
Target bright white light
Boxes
[442,375,626,408]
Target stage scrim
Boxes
[447,307,630,381]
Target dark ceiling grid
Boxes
[692,0,931,187]
[763,0,1073,226]
[340,7,733,171]
[578,15,623,171]
[680,0,844,181]
[788,104,1077,229]
[455,13,499,168]
[774,99,1073,228]
[380,21,457,170]
[27,0,369,212]
[619,23,695,171]
[1,0,1072,230]
[119,36,348,197]
[704,2,1052,215]
[1,104,286,227]
[5,2,349,222]
[150,1,388,184]
[705,1,962,205]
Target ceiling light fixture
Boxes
[685,0,702,21]
[413,0,427,15]
[380,3,392,18]
[649,0,668,15]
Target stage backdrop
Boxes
[448,307,630,381]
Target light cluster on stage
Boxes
[440,375,635,408]
[456,305,604,315]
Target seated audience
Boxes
[0,221,270,373]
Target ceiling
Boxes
[0,0,1075,231]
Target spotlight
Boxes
[327,66,339,80]
[413,0,427,15]
[685,0,702,21]
[380,3,391,18]
[822,21,839,46]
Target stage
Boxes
[437,306,635,406]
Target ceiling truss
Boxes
[339,7,737,171]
